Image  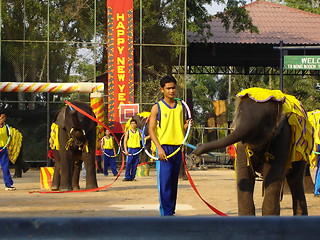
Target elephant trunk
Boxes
[194,123,252,156]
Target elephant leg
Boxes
[261,118,291,215]
[261,161,284,215]
[51,150,61,191]
[236,143,256,215]
[59,150,73,191]
[72,160,82,190]
[83,152,98,190]
[286,161,308,215]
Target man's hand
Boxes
[187,119,194,127]
[158,147,167,161]
[184,118,194,130]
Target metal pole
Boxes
[184,0,187,100]
[46,0,50,166]
[0,0,2,83]
[139,0,142,107]
[93,0,97,80]
[279,40,283,91]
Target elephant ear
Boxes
[53,106,67,129]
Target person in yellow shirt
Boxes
[149,75,192,216]
[100,129,118,176]
[123,119,141,181]
[0,109,16,191]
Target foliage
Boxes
[281,0,320,14]
[187,74,218,124]
[1,0,106,109]
[215,0,259,34]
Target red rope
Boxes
[64,100,120,145]
[182,151,228,216]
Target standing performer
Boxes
[0,109,16,191]
[101,129,118,176]
[123,119,141,181]
[149,75,192,216]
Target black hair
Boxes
[130,119,137,124]
[160,75,177,88]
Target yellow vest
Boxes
[157,99,184,145]
[102,136,114,150]
[127,130,141,148]
[0,125,9,147]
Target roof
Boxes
[188,0,320,45]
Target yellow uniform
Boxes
[0,125,9,147]
[157,99,184,145]
[101,136,114,150]
[127,130,141,148]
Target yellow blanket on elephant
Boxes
[7,127,23,164]
[237,87,313,166]
[237,87,286,102]
[307,110,320,168]
[49,123,60,150]
[49,122,90,152]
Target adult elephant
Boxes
[50,101,98,191]
[194,87,313,216]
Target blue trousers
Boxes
[102,149,118,176]
[0,148,13,187]
[125,148,140,180]
[314,145,320,195]
[156,145,182,216]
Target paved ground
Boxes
[0,167,319,217]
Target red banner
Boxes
[107,0,134,133]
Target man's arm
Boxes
[112,137,116,155]
[123,131,129,155]
[149,104,167,161]
[100,137,103,151]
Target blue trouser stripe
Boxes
[102,149,118,175]
[125,148,140,180]
[0,148,13,187]
[156,145,181,216]
[314,145,320,195]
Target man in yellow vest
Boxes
[100,129,118,176]
[0,109,16,191]
[149,75,192,216]
[123,119,141,181]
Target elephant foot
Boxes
[50,185,59,191]
[86,184,98,190]
[72,185,81,191]
[60,188,72,192]
[59,187,72,192]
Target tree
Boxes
[1,0,106,109]
[281,0,320,14]
[133,0,258,105]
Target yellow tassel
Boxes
[245,147,254,166]
[264,152,274,161]
[65,138,74,150]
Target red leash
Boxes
[182,151,228,216]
